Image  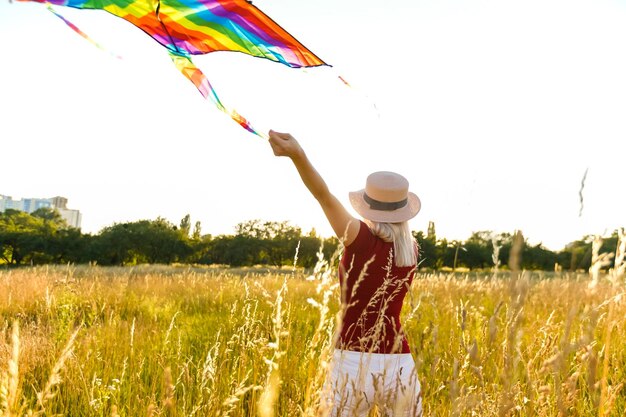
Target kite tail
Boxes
[337,75,351,87]
[336,73,379,117]
[170,53,268,139]
[45,3,122,60]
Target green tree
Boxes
[0,210,48,265]
[32,207,67,227]
[93,218,191,265]
[413,230,437,269]
[192,221,202,241]
[180,214,192,238]
[0,208,81,265]
[427,221,436,241]
[204,235,258,266]
[522,244,557,270]
[437,238,454,269]
[233,220,304,266]
[558,237,592,271]
[47,228,86,263]
[266,221,302,266]
[459,231,492,269]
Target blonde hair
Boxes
[365,220,417,267]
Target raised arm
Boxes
[268,130,360,245]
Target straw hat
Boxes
[349,171,421,223]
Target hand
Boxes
[268,130,305,160]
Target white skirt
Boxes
[324,349,423,417]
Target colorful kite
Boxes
[19,0,328,137]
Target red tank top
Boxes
[338,221,417,354]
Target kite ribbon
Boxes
[44,3,267,139]
[45,4,122,60]
[170,52,268,139]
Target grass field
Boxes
[1,258,625,416]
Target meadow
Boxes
[1,255,625,416]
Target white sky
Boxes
[0,0,624,250]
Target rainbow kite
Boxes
[19,0,328,137]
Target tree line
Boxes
[0,208,622,271]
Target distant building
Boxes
[0,195,11,212]
[0,194,82,228]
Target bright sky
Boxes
[1,0,624,251]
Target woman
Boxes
[268,130,423,417]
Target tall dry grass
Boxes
[0,233,624,416]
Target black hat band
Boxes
[363,193,408,211]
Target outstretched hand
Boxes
[268,130,305,160]
[267,130,359,245]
